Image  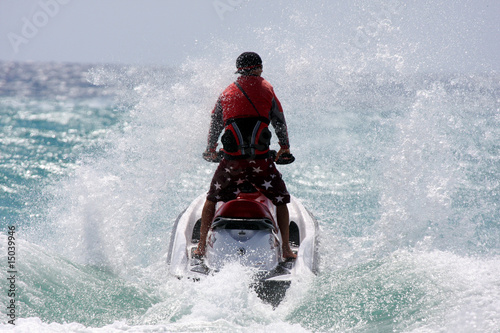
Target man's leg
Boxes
[277,204,297,259]
[194,199,217,256]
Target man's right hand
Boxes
[275,148,295,164]
[275,147,290,161]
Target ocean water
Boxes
[1,19,500,333]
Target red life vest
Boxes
[219,76,277,159]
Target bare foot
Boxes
[193,245,205,257]
[283,247,297,259]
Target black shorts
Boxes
[206,158,290,206]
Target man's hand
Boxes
[275,147,290,161]
[275,147,295,164]
[203,150,219,162]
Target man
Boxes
[195,52,296,259]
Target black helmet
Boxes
[235,52,262,74]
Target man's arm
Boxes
[269,96,290,149]
[206,99,224,152]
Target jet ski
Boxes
[166,153,319,307]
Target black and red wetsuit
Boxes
[206,75,290,159]
[205,75,291,206]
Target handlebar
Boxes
[203,150,295,165]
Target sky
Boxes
[0,0,499,72]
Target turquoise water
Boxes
[0,57,499,332]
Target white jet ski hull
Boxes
[166,192,319,306]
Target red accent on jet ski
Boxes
[215,192,275,221]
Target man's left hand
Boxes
[203,150,219,162]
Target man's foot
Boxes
[193,245,205,258]
[282,247,297,259]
